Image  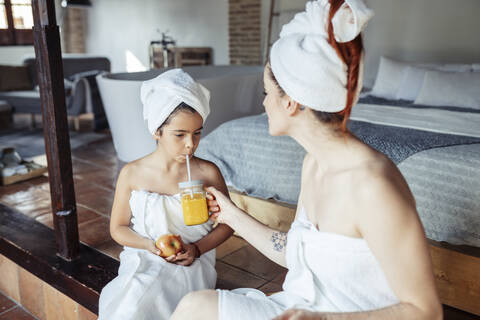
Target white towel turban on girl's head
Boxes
[140,68,211,135]
[270,0,374,112]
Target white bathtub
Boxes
[97,65,265,162]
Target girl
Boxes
[98,69,233,320]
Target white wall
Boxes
[9,0,476,81]
[85,0,229,72]
[260,0,480,88]
[363,0,480,87]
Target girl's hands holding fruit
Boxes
[154,234,199,266]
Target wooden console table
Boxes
[150,47,212,68]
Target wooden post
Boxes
[4,0,16,44]
[264,0,275,63]
[32,0,80,261]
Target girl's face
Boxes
[263,64,290,136]
[155,111,204,162]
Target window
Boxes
[0,0,33,45]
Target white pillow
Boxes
[414,70,480,110]
[397,64,474,101]
[370,56,409,100]
[473,63,480,72]
[396,66,429,101]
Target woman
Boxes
[171,1,442,319]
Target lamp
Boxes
[61,0,92,7]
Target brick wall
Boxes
[229,0,262,65]
[62,8,86,54]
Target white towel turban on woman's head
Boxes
[270,0,374,112]
[140,68,211,135]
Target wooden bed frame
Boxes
[228,190,480,316]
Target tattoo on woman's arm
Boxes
[271,232,287,252]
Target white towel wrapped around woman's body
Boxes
[99,190,216,320]
[217,207,399,319]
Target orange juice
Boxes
[181,192,209,226]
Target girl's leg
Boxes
[171,289,219,320]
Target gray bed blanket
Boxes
[349,120,480,163]
[358,95,480,114]
[197,114,304,204]
[197,113,480,203]
[398,144,480,246]
[196,113,480,246]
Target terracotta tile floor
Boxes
[0,132,478,319]
[0,291,37,320]
[0,135,287,296]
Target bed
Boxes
[195,92,480,314]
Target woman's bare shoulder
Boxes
[352,151,415,210]
[361,150,405,184]
[301,153,315,175]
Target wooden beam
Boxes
[429,241,480,316]
[4,0,16,44]
[31,0,80,261]
[264,0,275,62]
[0,204,119,314]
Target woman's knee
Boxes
[173,290,218,319]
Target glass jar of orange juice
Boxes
[178,180,209,226]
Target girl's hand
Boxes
[205,186,241,227]
[272,309,325,320]
[165,240,197,266]
[145,239,162,256]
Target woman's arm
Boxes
[205,156,308,268]
[109,165,160,255]
[350,171,442,319]
[206,185,297,268]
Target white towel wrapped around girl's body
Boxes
[98,190,216,320]
[217,207,399,320]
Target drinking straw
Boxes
[186,154,191,182]
[186,155,193,198]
